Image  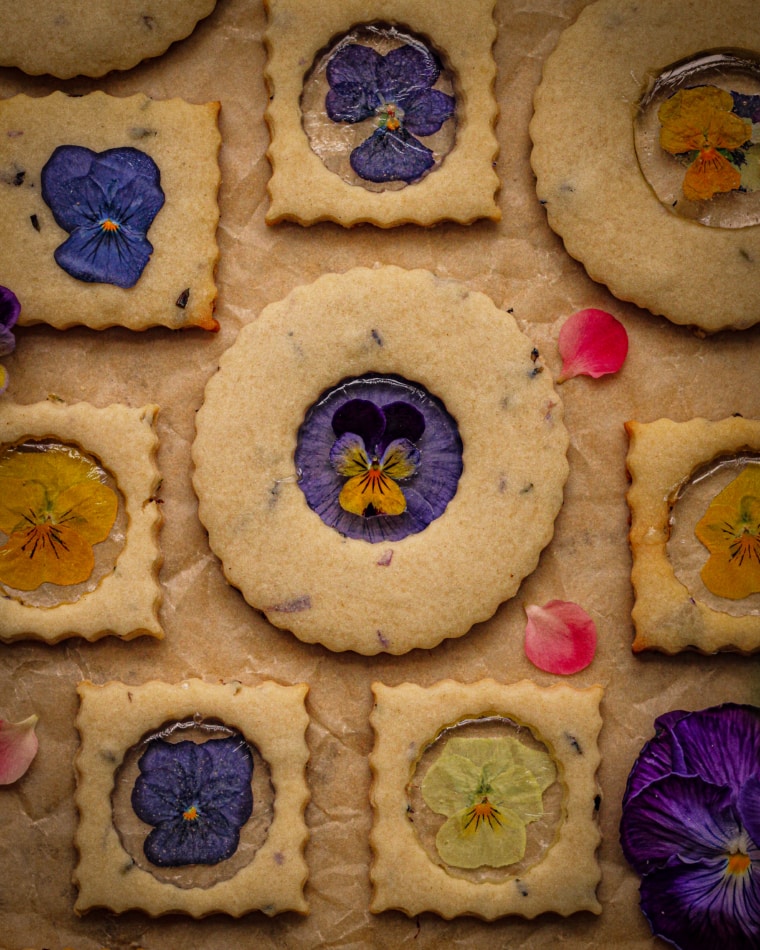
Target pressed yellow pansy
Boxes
[695,465,760,600]
[330,432,420,517]
[0,445,118,591]
[420,735,556,869]
[659,86,751,201]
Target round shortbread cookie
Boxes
[192,267,568,655]
[530,0,760,333]
[0,1,218,79]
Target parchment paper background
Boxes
[1,1,759,947]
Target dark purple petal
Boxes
[131,736,253,867]
[375,44,440,106]
[732,91,760,123]
[620,774,739,874]
[403,89,456,137]
[738,776,760,849]
[639,859,760,950]
[41,145,164,288]
[326,82,377,123]
[350,127,434,183]
[672,705,760,791]
[296,375,462,543]
[332,398,386,447]
[623,709,693,805]
[326,42,381,92]
[0,287,20,332]
[381,401,425,446]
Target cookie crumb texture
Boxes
[193,267,569,654]
[0,1,218,78]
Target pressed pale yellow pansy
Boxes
[420,735,556,869]
[330,432,420,517]
[0,445,118,591]
[695,465,760,600]
[659,86,751,201]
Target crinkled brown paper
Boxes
[1,0,759,947]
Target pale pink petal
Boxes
[557,308,628,382]
[0,714,39,784]
[524,600,597,675]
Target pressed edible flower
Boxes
[0,286,20,395]
[620,704,760,950]
[524,600,597,675]
[0,445,118,591]
[695,465,760,600]
[0,714,39,784]
[41,145,165,288]
[325,42,455,183]
[556,308,628,382]
[659,86,752,201]
[295,375,463,543]
[420,736,556,869]
[131,736,254,866]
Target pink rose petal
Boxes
[524,600,597,675]
[557,308,628,382]
[0,714,39,784]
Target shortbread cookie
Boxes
[626,417,760,654]
[530,0,760,332]
[0,92,220,330]
[193,267,568,655]
[370,680,603,919]
[0,1,218,79]
[263,0,499,226]
[0,400,162,642]
[75,679,310,917]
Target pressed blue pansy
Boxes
[325,41,455,183]
[132,735,253,867]
[620,704,760,950]
[296,375,463,543]
[0,286,19,395]
[41,145,165,289]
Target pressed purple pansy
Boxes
[295,375,463,543]
[0,286,20,395]
[325,41,455,183]
[131,735,253,867]
[41,145,165,289]
[732,90,760,124]
[620,704,760,950]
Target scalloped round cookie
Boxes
[530,0,760,332]
[192,267,569,655]
[0,1,218,79]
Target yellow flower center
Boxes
[463,797,504,834]
[182,804,199,821]
[726,851,751,875]
[100,218,120,232]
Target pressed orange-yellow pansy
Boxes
[695,465,760,600]
[0,445,118,591]
[659,86,751,201]
[420,736,556,869]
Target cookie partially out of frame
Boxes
[263,0,500,227]
[0,92,220,330]
[626,417,760,654]
[0,399,162,643]
[192,267,568,655]
[0,1,218,79]
[530,0,760,332]
[370,679,603,920]
[74,679,310,917]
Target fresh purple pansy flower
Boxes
[0,287,20,395]
[41,145,165,289]
[325,42,455,183]
[620,704,760,950]
[296,375,463,543]
[131,736,253,867]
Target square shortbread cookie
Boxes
[74,679,310,917]
[0,399,162,643]
[369,679,603,920]
[626,417,760,654]
[0,92,220,330]
[263,0,499,227]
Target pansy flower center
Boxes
[99,217,120,233]
[463,797,504,834]
[726,850,751,876]
[377,101,403,131]
[182,803,200,822]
